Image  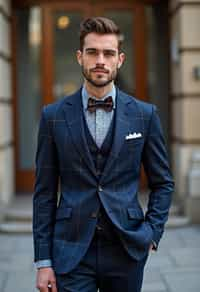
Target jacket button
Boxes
[98,185,103,192]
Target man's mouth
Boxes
[91,69,108,74]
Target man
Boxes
[33,17,174,292]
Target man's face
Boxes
[77,33,125,88]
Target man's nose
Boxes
[96,53,105,64]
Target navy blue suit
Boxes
[33,88,174,289]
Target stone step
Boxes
[0,215,190,235]
[4,208,32,222]
[0,193,188,234]
[169,204,180,216]
[166,215,190,228]
[4,205,179,222]
[0,221,32,234]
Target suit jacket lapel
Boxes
[63,89,97,177]
[100,89,132,184]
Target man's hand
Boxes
[36,267,57,292]
[149,243,154,252]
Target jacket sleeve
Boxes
[142,105,174,249]
[33,106,59,262]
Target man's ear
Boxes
[76,50,82,66]
[118,52,125,69]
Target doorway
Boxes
[13,0,168,192]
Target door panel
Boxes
[41,3,90,105]
[53,11,83,100]
[15,7,42,191]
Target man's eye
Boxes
[104,52,115,57]
[87,51,96,55]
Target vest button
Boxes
[98,185,103,192]
[96,225,103,231]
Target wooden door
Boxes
[14,1,150,192]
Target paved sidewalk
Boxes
[0,226,200,292]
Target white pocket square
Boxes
[125,132,142,140]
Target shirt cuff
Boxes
[151,240,158,250]
[35,259,52,269]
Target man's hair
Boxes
[79,17,123,51]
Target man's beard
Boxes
[81,65,118,88]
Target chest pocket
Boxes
[125,136,144,152]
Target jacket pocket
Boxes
[127,208,144,220]
[54,207,73,241]
[56,207,72,220]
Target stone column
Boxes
[170,0,200,221]
[187,151,200,222]
[0,0,14,206]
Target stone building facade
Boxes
[0,0,14,205]
[0,0,200,222]
[170,0,200,221]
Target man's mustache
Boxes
[90,67,109,73]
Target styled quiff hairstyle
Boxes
[79,17,123,51]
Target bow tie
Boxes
[87,96,113,113]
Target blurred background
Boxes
[0,0,200,291]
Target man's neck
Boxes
[84,81,114,99]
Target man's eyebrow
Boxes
[85,48,117,53]
[85,48,97,51]
[103,49,117,53]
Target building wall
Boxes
[170,0,200,220]
[0,0,14,205]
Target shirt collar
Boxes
[82,84,116,111]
